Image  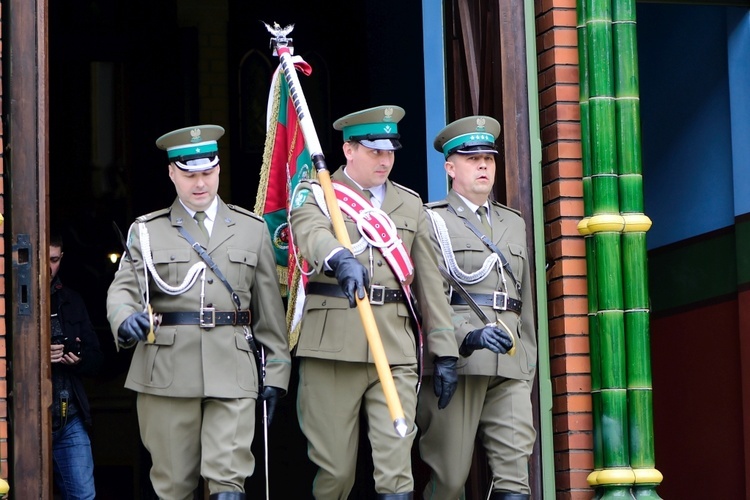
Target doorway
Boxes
[48,1,431,498]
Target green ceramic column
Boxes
[578,0,663,495]
[576,0,605,493]
[612,0,663,495]
[578,0,633,496]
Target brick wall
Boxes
[535,0,594,497]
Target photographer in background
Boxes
[50,232,103,500]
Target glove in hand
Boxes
[432,356,458,410]
[327,249,370,308]
[460,325,514,357]
[117,311,151,348]
[260,386,284,427]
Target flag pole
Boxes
[264,22,408,437]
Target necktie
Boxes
[477,206,492,236]
[365,189,380,208]
[194,211,209,240]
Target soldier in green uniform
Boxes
[106,125,291,500]
[417,116,538,500]
[289,105,459,500]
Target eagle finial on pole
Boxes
[262,21,295,55]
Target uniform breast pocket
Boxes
[507,243,527,283]
[452,237,485,270]
[227,248,258,291]
[151,248,192,285]
[391,214,417,246]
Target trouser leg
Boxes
[377,493,414,499]
[480,378,536,495]
[417,376,486,499]
[201,397,255,494]
[51,415,96,500]
[298,358,364,499]
[367,364,419,494]
[137,394,202,500]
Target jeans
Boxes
[52,415,96,500]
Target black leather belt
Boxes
[306,282,405,305]
[159,309,251,328]
[451,291,522,314]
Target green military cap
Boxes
[433,115,501,159]
[156,124,225,172]
[333,105,405,151]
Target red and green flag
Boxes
[254,57,314,348]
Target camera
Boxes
[52,335,81,357]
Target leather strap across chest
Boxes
[447,204,521,294]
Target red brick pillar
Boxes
[535,0,595,497]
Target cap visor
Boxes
[174,156,220,172]
[359,138,402,151]
[455,146,498,155]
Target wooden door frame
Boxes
[7,0,51,497]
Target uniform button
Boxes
[377,261,383,267]
[208,278,214,284]
[170,255,176,261]
[466,243,471,248]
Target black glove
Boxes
[327,249,370,308]
[260,386,284,427]
[117,311,151,348]
[432,356,458,410]
[460,325,514,357]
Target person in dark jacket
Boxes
[50,232,103,500]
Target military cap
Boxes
[433,116,501,158]
[333,105,405,151]
[156,124,225,172]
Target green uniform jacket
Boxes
[106,197,291,398]
[290,168,458,364]
[426,190,537,380]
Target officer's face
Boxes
[343,141,394,189]
[168,163,221,212]
[50,245,63,281]
[446,153,496,205]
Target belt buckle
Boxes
[370,285,385,306]
[200,307,216,328]
[492,291,508,311]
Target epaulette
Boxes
[424,200,450,209]
[490,199,522,217]
[392,181,420,199]
[136,207,170,223]
[227,204,264,222]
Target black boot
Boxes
[489,492,530,500]
[209,493,246,500]
[376,493,413,500]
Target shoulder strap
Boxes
[447,205,521,294]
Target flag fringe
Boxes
[254,70,283,216]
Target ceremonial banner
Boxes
[254,57,314,348]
